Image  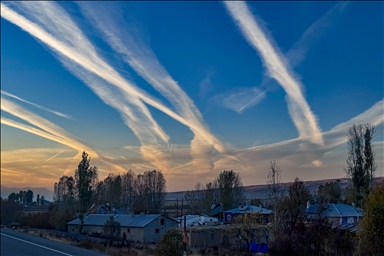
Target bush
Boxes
[155,229,184,256]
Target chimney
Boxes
[307,200,310,209]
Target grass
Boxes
[14,228,155,255]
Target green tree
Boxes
[155,229,183,256]
[75,151,98,213]
[217,170,244,211]
[345,123,377,207]
[103,215,121,247]
[358,181,384,255]
[36,194,40,205]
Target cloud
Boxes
[1,97,98,156]
[76,2,235,170]
[286,2,348,67]
[1,2,238,173]
[199,69,215,99]
[1,90,73,119]
[211,87,266,113]
[215,2,348,115]
[224,1,323,144]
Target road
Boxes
[1,228,108,256]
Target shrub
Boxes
[155,229,184,256]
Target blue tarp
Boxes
[250,242,268,253]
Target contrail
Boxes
[1,90,73,119]
[1,2,237,173]
[224,1,323,144]
[77,2,233,171]
[1,98,98,156]
[215,2,348,114]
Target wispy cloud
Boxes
[214,2,348,114]
[224,1,324,144]
[76,2,235,171]
[1,97,97,156]
[1,90,73,119]
[211,87,266,113]
[286,2,348,67]
[0,2,177,171]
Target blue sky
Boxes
[1,1,383,191]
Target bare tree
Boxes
[121,170,136,212]
[184,182,206,214]
[266,160,283,221]
[134,170,166,213]
[345,123,377,207]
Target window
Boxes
[160,219,165,225]
[155,228,159,233]
[227,214,232,222]
[127,228,130,233]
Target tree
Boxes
[223,213,268,255]
[121,170,136,212]
[1,198,23,225]
[7,193,18,202]
[358,180,384,255]
[317,180,341,204]
[26,190,33,204]
[36,194,40,205]
[216,170,244,211]
[53,175,76,211]
[74,151,98,213]
[266,160,284,221]
[345,123,377,207]
[40,195,45,205]
[94,173,122,208]
[155,229,183,256]
[103,215,121,247]
[269,178,314,256]
[184,182,207,215]
[134,170,166,213]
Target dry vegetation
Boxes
[13,227,156,256]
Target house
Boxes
[224,203,272,223]
[67,213,179,243]
[174,215,219,227]
[306,203,363,231]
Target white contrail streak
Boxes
[224,1,323,144]
[1,98,98,156]
[1,2,236,173]
[1,90,72,119]
[0,3,186,135]
[77,2,231,171]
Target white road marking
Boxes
[1,232,73,256]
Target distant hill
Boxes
[165,177,384,201]
[1,185,53,202]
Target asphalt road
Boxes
[1,228,108,256]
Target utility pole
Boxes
[176,198,179,217]
[183,215,187,256]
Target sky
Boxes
[1,1,383,192]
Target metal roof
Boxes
[67,214,177,228]
[224,205,272,215]
[306,203,363,218]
